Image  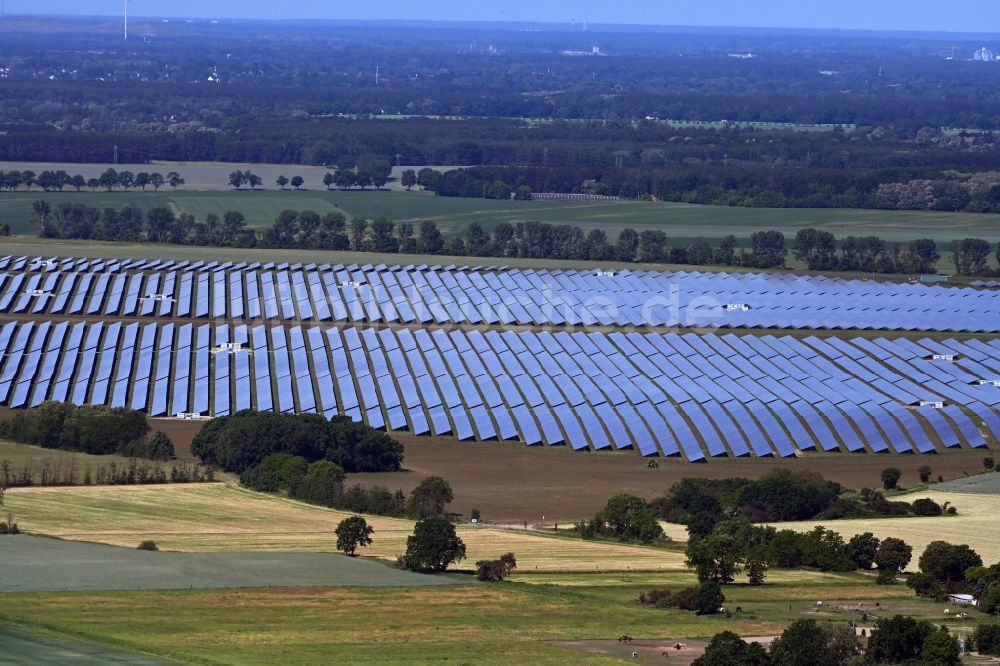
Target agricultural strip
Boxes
[0,535,457,592]
[4,483,687,572]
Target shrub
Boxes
[911,498,943,516]
[918,465,933,483]
[475,552,517,581]
[0,513,18,535]
[881,467,902,490]
[137,540,158,551]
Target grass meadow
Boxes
[0,575,942,665]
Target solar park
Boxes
[0,254,998,461]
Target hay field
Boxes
[767,491,1000,569]
[662,489,1000,569]
[4,483,685,572]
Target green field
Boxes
[3,189,1000,249]
[1,535,456,591]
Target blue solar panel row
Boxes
[0,318,997,458]
[5,258,1000,333]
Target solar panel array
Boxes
[0,316,996,459]
[2,256,999,333]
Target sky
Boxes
[8,1,1000,33]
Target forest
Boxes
[4,18,1000,212]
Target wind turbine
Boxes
[124,0,130,40]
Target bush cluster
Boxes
[192,410,403,474]
[0,402,169,458]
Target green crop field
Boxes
[0,573,957,665]
[3,188,1000,248]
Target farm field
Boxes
[1,535,456,591]
[350,436,995,521]
[0,626,171,666]
[657,488,1000,570]
[0,576,941,666]
[3,188,1000,250]
[3,483,686,572]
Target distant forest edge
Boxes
[27,201,1000,277]
[8,163,1000,215]
[4,21,1000,216]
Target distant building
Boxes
[560,46,602,57]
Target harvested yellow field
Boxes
[5,483,685,573]
[767,492,1000,570]
[660,491,1000,570]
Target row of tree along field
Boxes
[0,169,184,192]
[29,200,1000,275]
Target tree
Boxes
[402,516,466,572]
[881,467,902,490]
[370,218,399,253]
[693,631,770,666]
[292,460,346,508]
[147,431,175,461]
[135,172,150,191]
[407,476,454,519]
[70,174,86,191]
[276,175,289,190]
[918,465,933,483]
[746,230,787,268]
[475,552,516,581]
[397,222,416,253]
[401,169,416,190]
[514,185,532,200]
[418,220,444,254]
[291,176,304,190]
[32,200,51,236]
[99,168,119,191]
[984,456,995,470]
[86,178,99,191]
[595,493,664,543]
[350,218,368,251]
[847,532,880,570]
[615,228,639,262]
[875,537,913,584]
[149,173,165,190]
[691,581,725,615]
[117,171,135,189]
[167,171,184,189]
[867,616,934,664]
[769,619,858,666]
[334,168,355,190]
[918,541,982,585]
[322,172,334,190]
[416,167,440,190]
[335,515,374,556]
[920,630,962,666]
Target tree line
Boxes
[0,457,214,487]
[0,402,175,460]
[433,164,1000,214]
[191,410,404,475]
[34,201,1000,276]
[1,169,184,192]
